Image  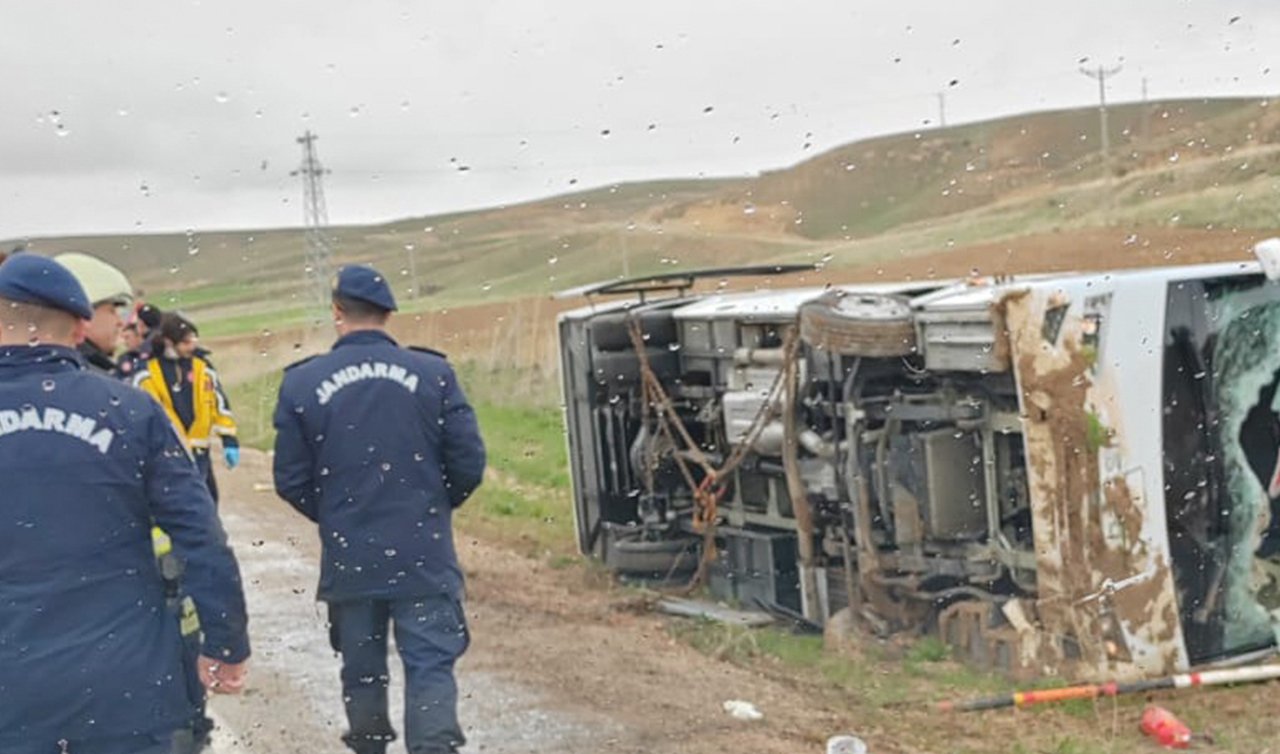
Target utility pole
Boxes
[1079,64,1123,177]
[936,92,947,129]
[291,130,335,310]
[1140,76,1151,143]
[621,227,630,278]
[405,243,419,299]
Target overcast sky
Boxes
[3,0,1278,239]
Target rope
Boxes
[626,317,798,589]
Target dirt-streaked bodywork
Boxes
[558,262,1280,679]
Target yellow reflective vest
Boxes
[135,355,237,449]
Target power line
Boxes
[1079,63,1124,174]
[291,130,335,310]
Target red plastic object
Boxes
[1141,705,1192,749]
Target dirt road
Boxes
[205,449,846,754]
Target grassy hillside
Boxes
[9,97,1280,339]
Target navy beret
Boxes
[333,265,397,312]
[0,254,94,320]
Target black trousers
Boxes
[193,449,219,505]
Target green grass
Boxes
[199,306,322,339]
[471,402,568,490]
[667,621,1010,710]
[905,635,950,664]
[225,370,284,450]
[226,361,577,558]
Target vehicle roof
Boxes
[914,261,1263,311]
[559,261,1266,323]
[669,281,943,321]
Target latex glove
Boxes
[198,656,248,694]
[224,446,240,470]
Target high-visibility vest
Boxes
[135,356,237,449]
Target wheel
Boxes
[606,533,701,575]
[592,348,679,386]
[799,291,917,357]
[590,310,678,352]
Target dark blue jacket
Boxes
[0,345,250,747]
[272,330,485,602]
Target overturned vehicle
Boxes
[557,262,1280,679]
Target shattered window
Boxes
[1165,276,1280,663]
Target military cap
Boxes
[0,253,94,320]
[333,264,397,312]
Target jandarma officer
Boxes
[59,251,220,753]
[0,255,251,754]
[272,265,485,754]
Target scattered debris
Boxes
[657,597,774,628]
[722,699,763,721]
[937,663,1280,712]
[752,597,823,634]
[826,734,869,754]
[1140,706,1192,749]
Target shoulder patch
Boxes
[284,354,318,371]
[407,346,448,360]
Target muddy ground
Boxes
[205,450,1279,754]
[207,450,842,754]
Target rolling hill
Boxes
[8,96,1280,337]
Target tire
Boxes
[593,348,679,386]
[590,310,678,352]
[606,534,701,575]
[799,291,917,357]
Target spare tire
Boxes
[799,291,917,357]
[591,310,678,352]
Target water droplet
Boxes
[481,282,492,292]
[548,256,558,265]
[349,106,361,118]
[384,548,397,557]
[41,379,55,392]
[215,92,229,104]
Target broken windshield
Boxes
[1164,275,1280,664]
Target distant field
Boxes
[8,96,1280,354]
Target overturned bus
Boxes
[557,261,1280,679]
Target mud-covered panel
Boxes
[1004,286,1183,678]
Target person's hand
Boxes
[224,446,240,470]
[198,656,248,694]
